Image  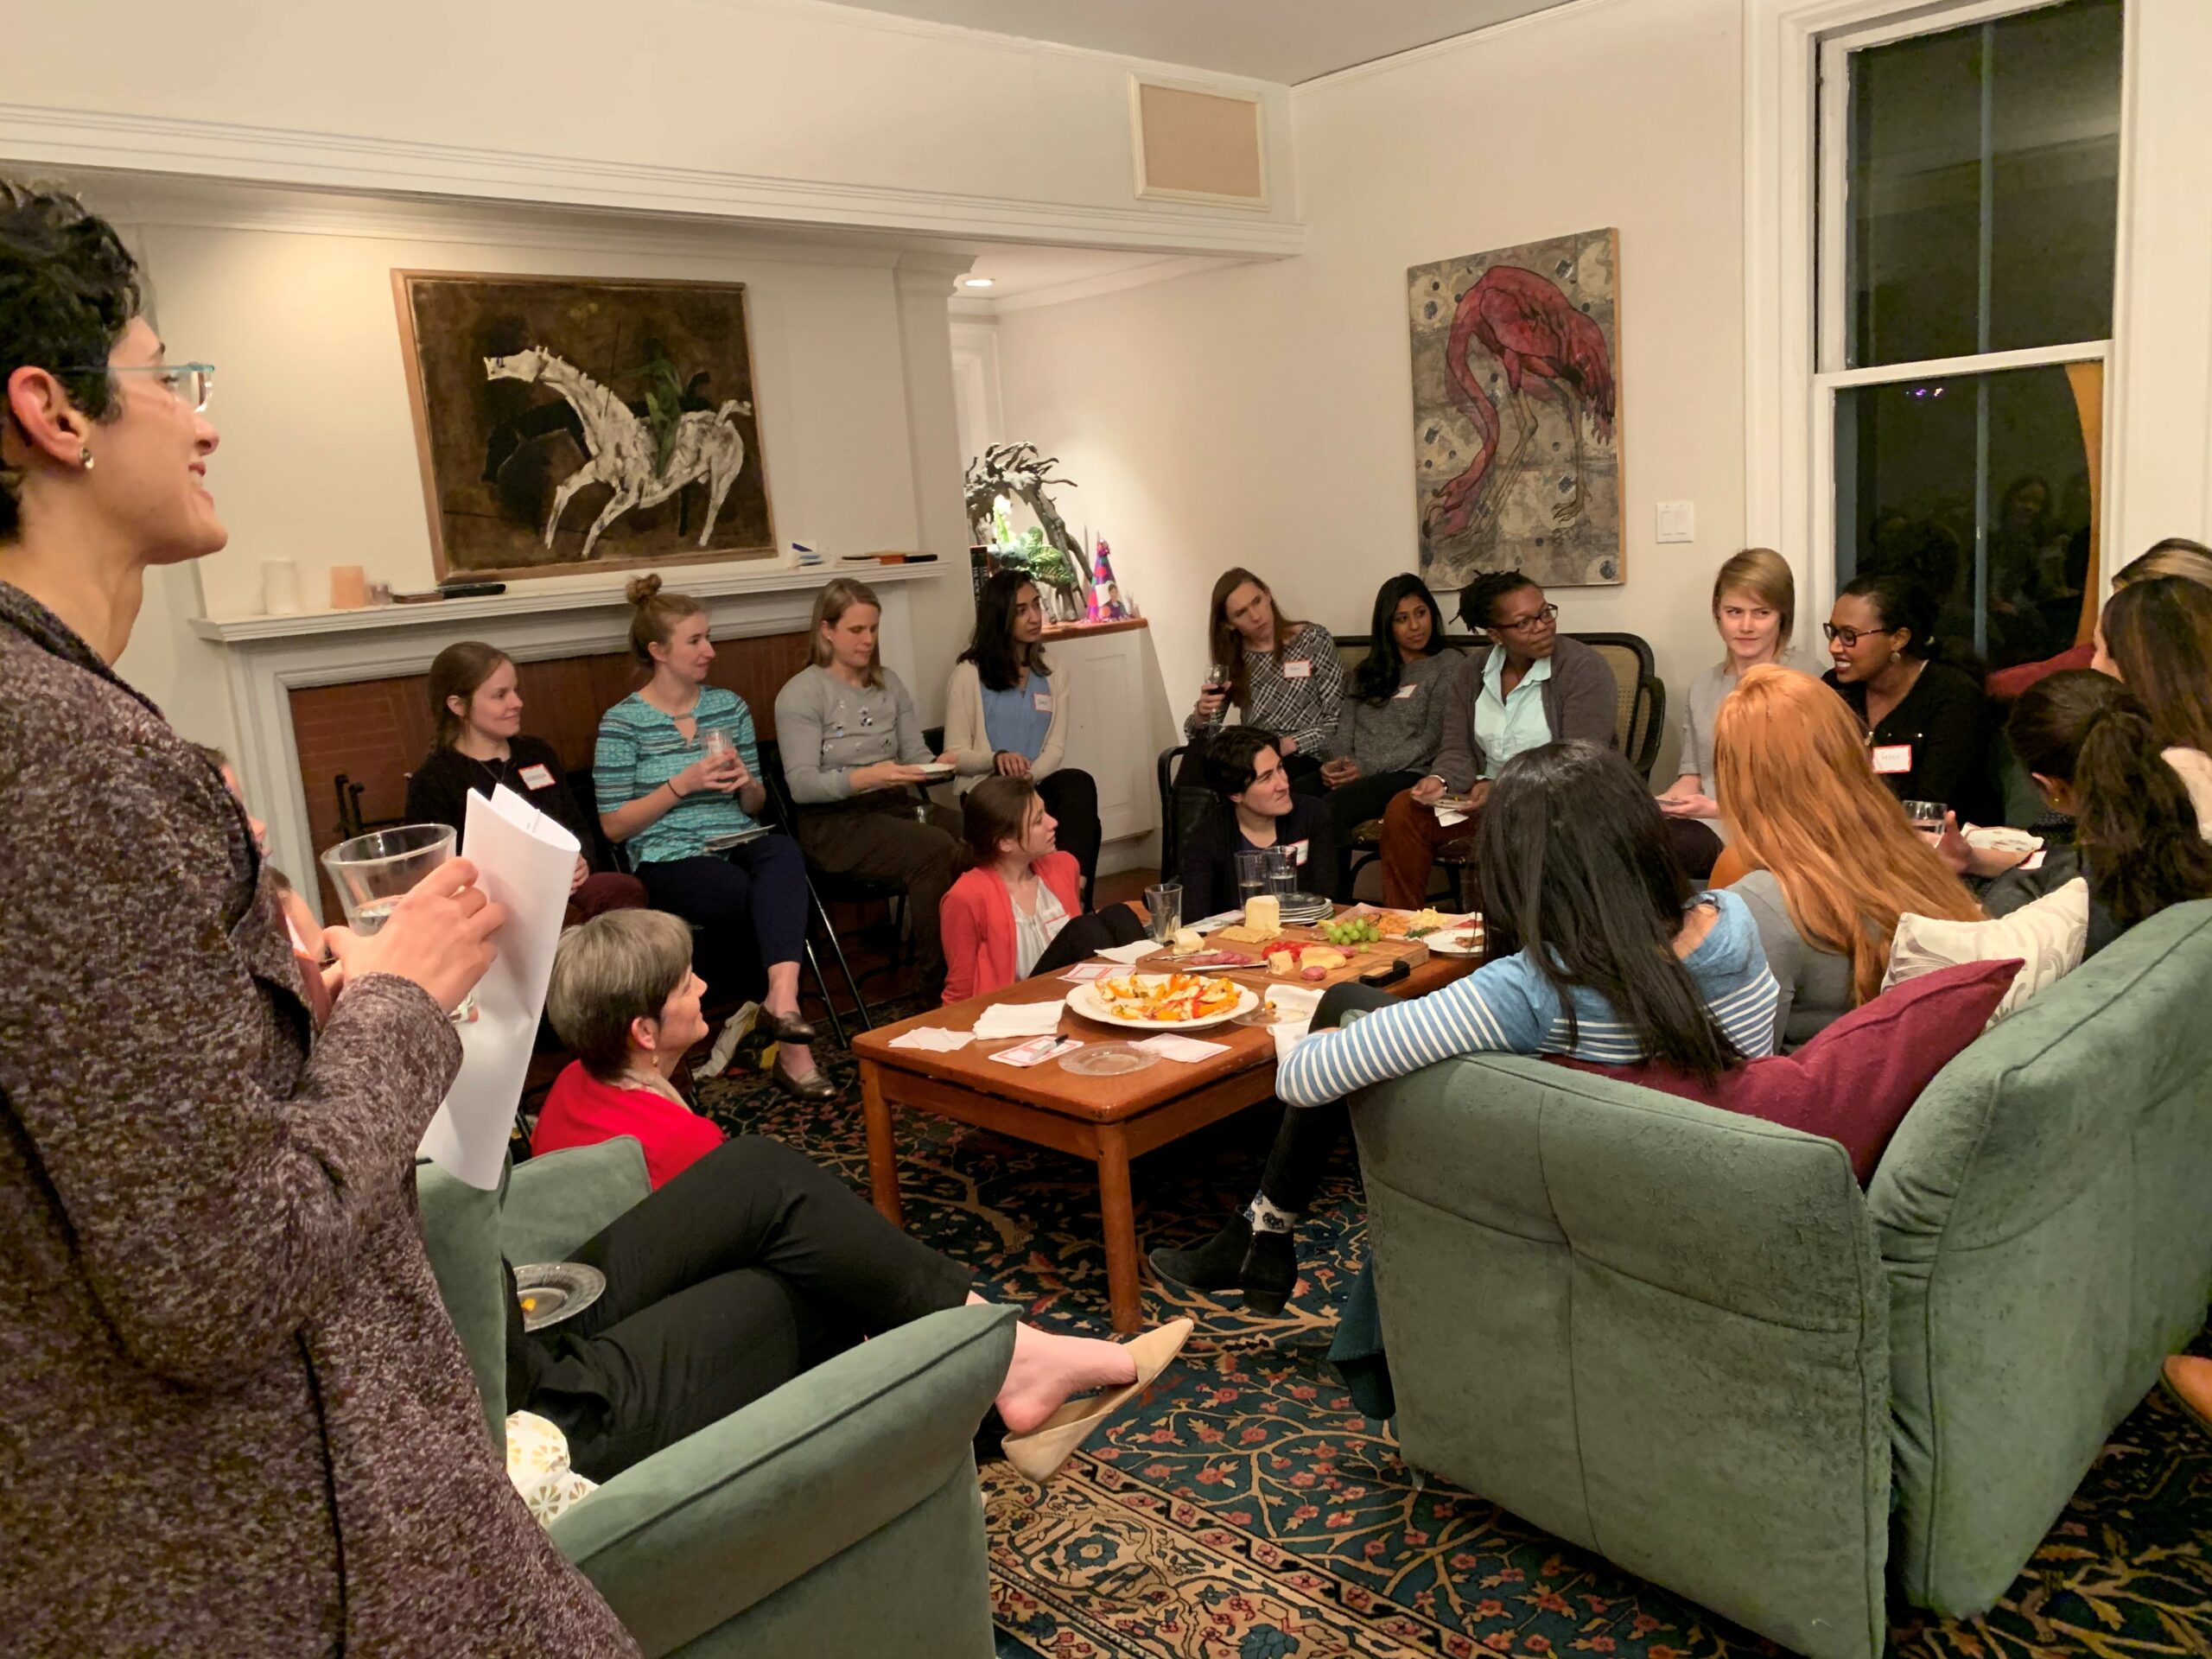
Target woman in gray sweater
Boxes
[1319,574,1465,842]
[772,578,961,988]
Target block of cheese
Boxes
[1172,928,1203,955]
[1242,894,1281,934]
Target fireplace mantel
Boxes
[201,560,944,914]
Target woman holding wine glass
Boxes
[1186,568,1342,793]
[0,179,634,1654]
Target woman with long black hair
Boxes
[1153,741,1779,1314]
[1317,572,1464,842]
[944,569,1102,901]
[1986,669,2212,955]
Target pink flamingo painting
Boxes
[1420,264,1617,551]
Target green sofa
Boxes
[1351,899,2212,1659]
[415,1137,1015,1658]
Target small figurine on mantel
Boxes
[1087,537,1138,623]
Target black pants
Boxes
[1030,903,1149,980]
[636,835,811,1002]
[524,1136,974,1482]
[1256,982,1399,1214]
[1036,767,1103,906]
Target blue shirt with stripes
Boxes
[1276,888,1778,1107]
[593,686,762,867]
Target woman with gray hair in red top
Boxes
[0,179,638,1656]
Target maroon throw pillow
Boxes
[1551,957,2025,1185]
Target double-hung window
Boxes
[1817,0,2122,669]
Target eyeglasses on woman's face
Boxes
[60,361,217,413]
[1491,601,1559,635]
[1821,620,1897,649]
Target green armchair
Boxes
[1351,900,2212,1659]
[416,1137,1015,1658]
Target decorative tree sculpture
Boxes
[963,442,1093,620]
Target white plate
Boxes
[1425,927,1486,957]
[1065,976,1261,1031]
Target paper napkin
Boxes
[973,1001,1070,1039]
[887,1027,977,1052]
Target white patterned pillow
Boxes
[1881,878,2088,1026]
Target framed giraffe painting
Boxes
[393,270,779,582]
[1407,228,1624,590]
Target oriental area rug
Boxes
[694,1018,2212,1659]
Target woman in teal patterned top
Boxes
[594,575,831,1101]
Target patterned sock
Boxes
[1244,1194,1299,1235]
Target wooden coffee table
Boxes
[853,937,1475,1332]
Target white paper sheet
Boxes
[973,1001,1071,1039]
[418,785,581,1189]
[1134,1033,1230,1064]
[1059,963,1115,982]
[1093,940,1161,965]
[888,1027,978,1052]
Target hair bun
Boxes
[626,574,664,607]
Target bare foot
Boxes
[992,1317,1139,1435]
[2165,1355,2212,1427]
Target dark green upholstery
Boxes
[1352,900,2212,1659]
[416,1138,1014,1658]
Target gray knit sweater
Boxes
[1326,649,1467,776]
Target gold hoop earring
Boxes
[79,447,95,472]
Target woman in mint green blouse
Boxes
[594,576,831,1102]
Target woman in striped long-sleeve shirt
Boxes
[1152,741,1778,1315]
[1185,567,1343,794]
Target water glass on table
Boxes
[1902,799,1947,842]
[1234,849,1270,907]
[1144,881,1183,944]
[1262,845,1298,898]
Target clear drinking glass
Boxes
[1263,845,1299,899]
[1902,799,1948,842]
[320,823,458,933]
[1234,849,1269,907]
[1144,882,1183,944]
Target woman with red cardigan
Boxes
[940,776,1149,1003]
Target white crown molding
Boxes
[1289,0,1632,96]
[965,253,1242,315]
[0,102,1309,259]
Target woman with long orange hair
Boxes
[1713,664,1982,1047]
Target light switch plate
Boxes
[1656,500,1695,544]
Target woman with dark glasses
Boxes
[1821,571,1994,826]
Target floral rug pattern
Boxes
[696,1014,2212,1659]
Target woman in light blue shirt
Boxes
[1153,741,1778,1318]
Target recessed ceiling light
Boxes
[963,276,995,289]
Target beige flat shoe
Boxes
[1000,1318,1194,1485]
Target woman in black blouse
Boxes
[405,641,648,923]
[1821,573,1995,825]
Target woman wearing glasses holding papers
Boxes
[0,181,635,1655]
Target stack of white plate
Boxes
[1274,892,1333,925]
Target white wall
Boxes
[92,184,977,750]
[993,0,1746,780]
[0,0,1299,255]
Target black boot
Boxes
[1148,1213,1301,1315]
[1148,1213,1253,1292]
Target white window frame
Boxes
[1745,0,2129,645]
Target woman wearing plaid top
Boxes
[1185,568,1343,793]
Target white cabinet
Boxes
[1044,624,1158,856]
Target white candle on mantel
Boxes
[263,560,302,616]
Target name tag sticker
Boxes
[1282,660,1313,679]
[1394,683,1420,700]
[518,764,557,791]
[1288,838,1310,866]
[1033,692,1053,713]
[1871,744,1913,776]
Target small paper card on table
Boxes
[1093,939,1161,966]
[1134,1033,1230,1064]
[888,1027,976,1052]
[973,1000,1070,1040]
[1060,963,1115,982]
[988,1035,1084,1067]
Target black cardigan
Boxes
[1824,659,1995,826]
[404,737,603,871]
[1177,794,1338,921]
